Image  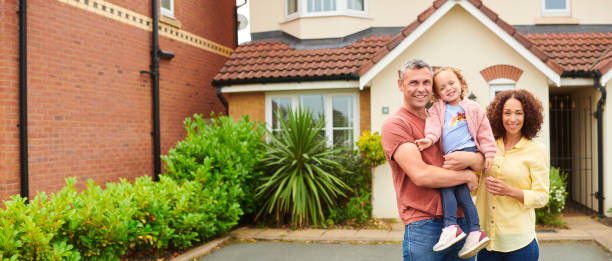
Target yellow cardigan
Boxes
[476,137,550,252]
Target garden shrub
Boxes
[356,131,386,167]
[256,108,350,227]
[162,113,266,215]
[536,166,568,226]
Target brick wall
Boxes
[0,0,235,200]
[227,92,266,124]
[360,88,371,135]
[479,64,523,82]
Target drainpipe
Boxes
[592,71,606,218]
[18,0,29,201]
[216,87,229,116]
[141,0,161,181]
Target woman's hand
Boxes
[485,176,524,202]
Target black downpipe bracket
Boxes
[592,71,606,217]
[18,0,29,201]
[150,0,161,181]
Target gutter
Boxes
[140,0,161,181]
[592,71,606,218]
[212,72,360,87]
[18,0,29,201]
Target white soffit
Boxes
[602,69,612,86]
[560,77,594,87]
[458,1,561,86]
[358,0,562,89]
[358,1,455,89]
[220,80,359,93]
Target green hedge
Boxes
[0,114,265,260]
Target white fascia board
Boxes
[602,68,612,86]
[220,80,359,93]
[458,1,561,87]
[560,77,594,87]
[358,1,457,89]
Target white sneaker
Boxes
[433,225,466,252]
[458,230,490,259]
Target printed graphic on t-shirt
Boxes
[449,112,466,127]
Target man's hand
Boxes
[415,138,433,151]
[485,158,493,170]
[443,151,485,171]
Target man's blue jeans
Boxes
[403,218,475,261]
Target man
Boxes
[381,59,484,261]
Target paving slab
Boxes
[286,229,327,240]
[353,229,391,241]
[320,229,359,241]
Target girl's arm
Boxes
[424,100,444,143]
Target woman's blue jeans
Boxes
[403,218,475,261]
[477,239,539,261]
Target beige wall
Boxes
[370,5,552,218]
[250,0,612,39]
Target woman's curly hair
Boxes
[486,89,544,140]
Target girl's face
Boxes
[502,97,524,137]
[434,70,463,105]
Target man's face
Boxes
[398,67,433,110]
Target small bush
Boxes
[536,166,568,226]
[162,113,266,215]
[257,108,350,227]
[356,131,386,167]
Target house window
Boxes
[488,78,516,101]
[286,0,367,19]
[347,0,364,11]
[307,0,336,12]
[542,0,570,16]
[161,0,174,18]
[267,92,359,147]
[287,0,298,15]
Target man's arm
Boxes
[442,151,485,172]
[393,142,478,190]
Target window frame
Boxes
[286,0,368,20]
[265,90,360,147]
[161,0,175,18]
[542,0,570,17]
[488,78,516,101]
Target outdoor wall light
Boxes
[158,49,175,60]
[468,92,477,100]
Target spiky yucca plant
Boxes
[256,107,350,227]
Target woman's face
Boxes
[502,97,524,137]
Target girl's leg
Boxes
[440,187,458,228]
[455,184,480,232]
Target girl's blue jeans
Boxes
[441,146,480,232]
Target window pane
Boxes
[299,94,325,123]
[272,97,292,130]
[545,0,566,9]
[308,0,336,12]
[332,96,353,128]
[287,0,297,14]
[333,129,353,147]
[347,0,364,11]
[161,0,171,9]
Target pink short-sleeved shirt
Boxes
[381,107,463,225]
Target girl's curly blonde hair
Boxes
[432,66,469,102]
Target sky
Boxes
[236,0,252,44]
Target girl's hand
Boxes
[485,158,493,170]
[415,138,433,151]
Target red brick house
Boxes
[0,0,235,200]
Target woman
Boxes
[475,89,549,261]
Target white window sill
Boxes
[284,11,370,23]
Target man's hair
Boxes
[398,59,433,83]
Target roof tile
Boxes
[418,6,436,23]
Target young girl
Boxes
[415,67,496,258]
